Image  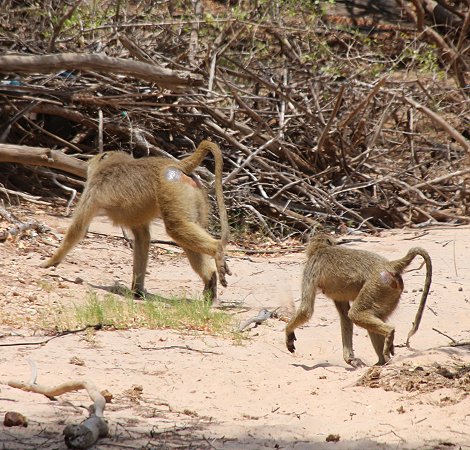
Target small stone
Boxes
[69,356,85,366]
[101,389,113,403]
[4,411,28,427]
[326,434,340,442]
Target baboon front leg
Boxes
[334,301,365,368]
[348,305,395,365]
[130,224,151,298]
[183,248,219,305]
[40,199,98,268]
[285,292,316,353]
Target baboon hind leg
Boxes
[334,301,365,368]
[130,224,151,297]
[165,220,229,288]
[183,248,219,304]
[348,298,395,365]
[367,331,389,366]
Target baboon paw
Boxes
[286,332,296,353]
[133,289,146,299]
[347,358,366,368]
[215,246,232,287]
[383,344,394,360]
[211,299,222,308]
[218,264,231,287]
[40,259,58,268]
[215,253,230,287]
[218,260,232,285]
[219,272,228,288]
[379,353,392,365]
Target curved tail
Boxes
[391,247,432,346]
[179,140,230,246]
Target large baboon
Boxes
[285,234,432,366]
[41,140,230,304]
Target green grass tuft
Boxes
[45,291,234,335]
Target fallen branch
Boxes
[0,2,468,237]
[228,246,305,254]
[0,144,87,178]
[0,206,20,224]
[0,325,103,347]
[433,327,470,347]
[7,360,109,449]
[0,187,50,205]
[0,219,48,242]
[238,308,277,331]
[432,326,457,343]
[137,344,221,354]
[0,53,203,89]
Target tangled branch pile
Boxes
[0,0,469,240]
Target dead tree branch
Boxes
[0,53,203,88]
[7,361,108,449]
[0,144,87,178]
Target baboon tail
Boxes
[391,247,432,346]
[180,140,230,246]
[179,140,219,174]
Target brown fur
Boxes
[41,140,230,304]
[285,234,432,367]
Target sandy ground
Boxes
[0,204,469,450]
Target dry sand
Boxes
[1,205,469,449]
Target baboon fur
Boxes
[285,234,432,367]
[41,140,230,304]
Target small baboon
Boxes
[41,140,230,304]
[285,234,432,367]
